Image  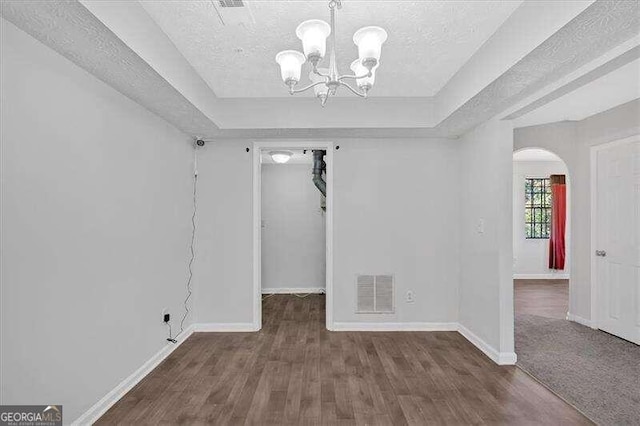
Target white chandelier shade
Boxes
[353,26,388,66]
[275,0,387,106]
[296,20,331,62]
[275,50,306,84]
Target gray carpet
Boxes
[516,314,640,425]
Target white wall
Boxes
[514,99,640,322]
[193,141,253,325]
[459,120,515,360]
[512,160,570,278]
[0,20,193,422]
[261,164,325,292]
[195,138,461,327]
[332,139,461,324]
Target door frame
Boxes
[589,134,640,329]
[252,140,334,331]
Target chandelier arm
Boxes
[290,80,328,95]
[312,66,330,78]
[339,81,367,98]
[338,72,372,81]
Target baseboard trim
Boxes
[194,322,259,332]
[331,322,458,332]
[567,313,595,329]
[262,287,325,294]
[457,323,517,365]
[72,324,195,425]
[513,273,570,280]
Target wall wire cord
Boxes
[176,147,198,339]
[166,322,177,344]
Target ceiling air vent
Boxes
[356,275,394,314]
[211,0,254,28]
[218,0,244,7]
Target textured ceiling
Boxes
[139,0,522,98]
[513,58,640,128]
[3,0,638,139]
[0,0,219,137]
[438,0,640,135]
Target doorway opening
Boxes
[511,142,640,424]
[252,142,334,331]
[513,148,571,322]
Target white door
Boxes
[595,137,640,344]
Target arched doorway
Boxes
[513,147,572,359]
[512,147,571,324]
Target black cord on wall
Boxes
[166,322,177,343]
[174,145,199,340]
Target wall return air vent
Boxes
[356,275,394,314]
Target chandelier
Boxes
[275,0,387,106]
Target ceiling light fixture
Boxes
[275,0,387,107]
[270,151,293,163]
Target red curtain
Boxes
[549,175,566,270]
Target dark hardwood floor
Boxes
[514,279,569,319]
[98,294,589,425]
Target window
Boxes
[525,178,551,239]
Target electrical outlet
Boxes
[406,290,415,303]
[162,308,170,323]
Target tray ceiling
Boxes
[2,0,637,138]
[140,0,522,98]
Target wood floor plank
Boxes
[514,278,569,319]
[96,294,591,425]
